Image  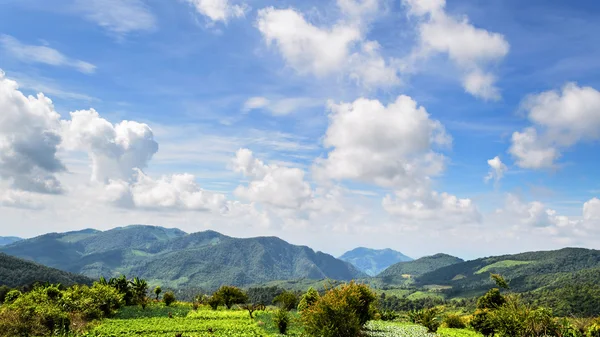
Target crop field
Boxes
[83,303,481,337]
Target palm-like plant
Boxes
[130,277,149,306]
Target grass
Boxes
[475,260,533,274]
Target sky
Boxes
[1,0,600,260]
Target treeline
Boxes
[0,253,92,288]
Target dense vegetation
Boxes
[339,247,413,276]
[0,225,364,290]
[0,253,92,288]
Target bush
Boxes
[163,291,176,306]
[297,287,319,312]
[380,310,399,321]
[301,281,377,337]
[273,290,298,311]
[4,289,21,304]
[443,313,466,329]
[208,295,221,310]
[470,309,495,337]
[273,308,290,334]
[478,288,506,309]
[409,308,440,333]
[588,323,600,337]
[62,283,124,320]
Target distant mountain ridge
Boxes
[0,253,92,288]
[1,225,364,290]
[339,247,412,276]
[377,253,464,283]
[0,236,21,246]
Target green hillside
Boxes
[415,247,600,297]
[1,225,364,290]
[339,247,412,276]
[376,253,464,284]
[0,253,92,288]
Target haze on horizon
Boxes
[0,0,599,260]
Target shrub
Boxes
[0,285,10,304]
[380,310,399,321]
[163,291,176,306]
[470,309,495,337]
[4,289,21,304]
[273,308,290,334]
[154,286,162,300]
[208,295,221,310]
[443,313,466,329]
[297,287,319,312]
[588,323,600,337]
[409,308,440,333]
[301,281,377,337]
[273,290,298,311]
[477,288,506,309]
[212,286,248,309]
[61,283,124,319]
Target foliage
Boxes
[491,273,510,289]
[163,291,176,306]
[61,283,124,319]
[409,308,441,333]
[378,254,464,281]
[297,287,320,312]
[208,295,222,310]
[247,286,284,306]
[301,281,377,337]
[443,314,466,329]
[154,286,162,300]
[470,309,495,337]
[4,289,21,304]
[588,322,600,337]
[477,288,506,309]
[273,290,298,311]
[0,253,92,288]
[212,285,248,309]
[273,308,290,334]
[380,310,400,321]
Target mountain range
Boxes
[0,253,92,288]
[0,225,364,290]
[0,236,21,246]
[339,247,412,276]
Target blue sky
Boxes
[1,0,600,259]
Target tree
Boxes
[130,277,148,306]
[297,287,319,312]
[154,286,162,300]
[163,291,176,306]
[477,288,506,309]
[273,290,298,311]
[212,286,248,309]
[491,273,510,290]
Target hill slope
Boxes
[415,247,600,297]
[339,247,412,276]
[0,253,92,288]
[1,225,364,290]
[0,236,21,246]
[377,253,464,283]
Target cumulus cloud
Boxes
[0,71,66,194]
[242,96,322,115]
[403,0,509,100]
[485,156,507,183]
[184,0,247,23]
[76,0,156,34]
[510,83,600,169]
[61,109,159,183]
[256,4,400,88]
[383,187,480,224]
[0,35,96,74]
[314,95,450,188]
[0,189,45,210]
[233,148,313,209]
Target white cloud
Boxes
[0,189,45,210]
[510,83,600,169]
[403,0,509,100]
[485,156,507,183]
[0,35,96,74]
[184,0,247,23]
[76,0,156,34]
[584,198,600,223]
[314,95,450,188]
[233,148,313,209]
[242,96,323,115]
[383,187,480,224]
[0,70,66,194]
[61,109,159,183]
[256,5,400,88]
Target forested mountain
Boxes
[414,247,600,297]
[377,253,464,283]
[0,225,364,290]
[0,253,92,288]
[339,247,412,276]
[0,236,21,246]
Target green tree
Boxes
[478,288,506,309]
[212,286,248,309]
[491,273,510,290]
[154,286,162,300]
[273,290,298,311]
[273,308,290,334]
[130,277,148,306]
[297,287,319,312]
[163,291,176,306]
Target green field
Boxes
[474,260,533,274]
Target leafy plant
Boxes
[163,291,176,306]
[212,286,248,309]
[273,308,290,334]
[443,314,466,329]
[273,290,298,311]
[297,287,319,312]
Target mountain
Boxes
[1,225,365,290]
[0,236,21,246]
[0,253,92,288]
[414,247,600,297]
[377,253,464,283]
[339,247,412,276]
